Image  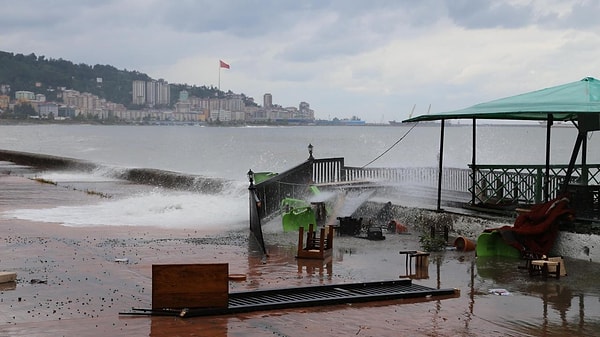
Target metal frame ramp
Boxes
[123,279,459,318]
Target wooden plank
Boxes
[152,263,228,310]
[0,272,17,283]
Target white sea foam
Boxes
[33,170,121,183]
[2,190,248,230]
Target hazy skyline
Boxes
[2,0,600,122]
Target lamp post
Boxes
[308,143,314,160]
[247,169,255,188]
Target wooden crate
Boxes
[152,263,228,310]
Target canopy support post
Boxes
[437,119,445,211]
[582,133,588,183]
[562,131,586,193]
[543,114,553,202]
[471,118,477,205]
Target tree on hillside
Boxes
[13,102,36,118]
[0,51,151,106]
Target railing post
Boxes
[469,165,477,205]
[534,167,543,204]
[307,144,315,185]
[248,169,267,255]
[495,177,504,200]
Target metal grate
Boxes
[123,279,458,318]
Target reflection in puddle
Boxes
[297,256,333,276]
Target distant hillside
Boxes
[0,51,155,106]
[0,51,257,108]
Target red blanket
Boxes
[484,196,573,256]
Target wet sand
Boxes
[1,174,599,336]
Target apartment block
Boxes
[0,95,9,110]
[133,80,170,106]
[15,91,35,101]
[132,80,146,105]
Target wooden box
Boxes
[152,263,228,310]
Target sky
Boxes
[2,0,600,123]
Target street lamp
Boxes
[247,169,254,186]
[308,143,314,159]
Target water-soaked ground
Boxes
[0,174,599,336]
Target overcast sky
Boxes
[2,0,600,122]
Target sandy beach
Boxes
[1,174,599,336]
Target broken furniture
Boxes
[336,216,362,236]
[529,256,566,280]
[479,196,573,259]
[296,224,333,260]
[430,224,449,244]
[399,250,430,279]
[367,226,385,240]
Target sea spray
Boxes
[2,188,248,230]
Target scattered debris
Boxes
[489,288,511,296]
[30,279,47,284]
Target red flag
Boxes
[220,60,230,69]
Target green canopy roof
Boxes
[403,77,600,122]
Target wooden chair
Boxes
[296,224,333,260]
[399,250,430,279]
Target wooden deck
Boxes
[122,279,459,318]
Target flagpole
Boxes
[217,60,229,123]
[218,61,221,122]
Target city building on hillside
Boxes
[179,90,189,102]
[263,93,272,108]
[243,94,314,124]
[58,105,76,118]
[132,80,171,107]
[132,80,145,105]
[174,101,191,113]
[38,102,59,118]
[1,81,315,124]
[15,91,35,101]
[0,95,9,110]
[0,84,10,95]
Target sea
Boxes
[0,123,595,229]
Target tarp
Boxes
[403,77,600,122]
[483,196,574,257]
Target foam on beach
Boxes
[2,189,248,230]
